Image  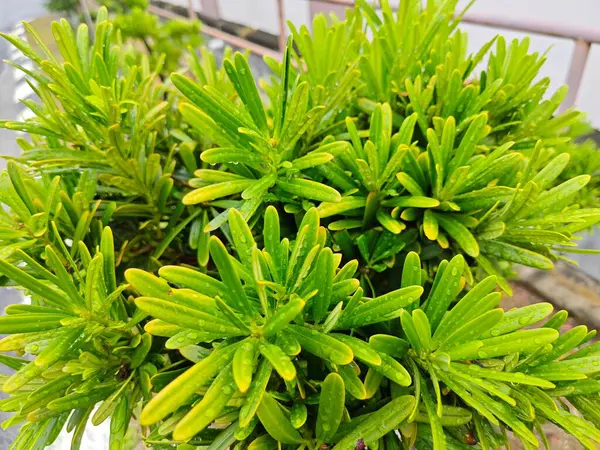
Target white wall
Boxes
[577,45,600,128]
[217,0,310,35]
[179,0,600,128]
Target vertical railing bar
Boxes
[276,0,287,53]
[561,39,591,111]
[201,0,221,23]
[79,0,94,30]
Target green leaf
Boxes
[35,326,83,368]
[276,178,341,203]
[382,196,440,208]
[318,197,367,218]
[84,253,105,312]
[331,334,382,366]
[289,325,353,365]
[531,153,570,190]
[332,395,415,449]
[173,364,238,441]
[183,179,256,205]
[47,386,114,412]
[290,403,308,429]
[44,245,86,309]
[339,285,423,327]
[337,364,367,400]
[529,175,591,216]
[225,53,269,135]
[228,208,257,271]
[437,309,504,351]
[0,314,66,334]
[397,172,425,196]
[434,276,499,342]
[415,405,473,427]
[368,352,412,386]
[263,297,305,337]
[158,266,224,298]
[125,269,172,299]
[256,392,303,444]
[401,251,422,289]
[258,341,296,381]
[420,375,446,450]
[248,435,278,450]
[435,214,480,258]
[239,359,272,427]
[210,236,256,318]
[412,309,432,351]
[293,152,335,171]
[130,333,152,369]
[532,325,588,366]
[313,248,334,323]
[232,338,258,394]
[529,356,600,381]
[449,363,554,389]
[479,240,553,270]
[134,297,243,336]
[449,328,559,360]
[424,254,465,331]
[369,335,409,359]
[481,302,554,338]
[139,343,238,425]
[401,309,423,352]
[316,373,345,443]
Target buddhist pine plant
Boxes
[0,1,600,450]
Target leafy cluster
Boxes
[0,1,599,450]
[170,0,600,291]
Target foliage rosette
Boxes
[126,207,421,444]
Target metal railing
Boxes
[151,0,600,110]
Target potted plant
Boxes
[0,1,599,449]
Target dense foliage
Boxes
[0,1,599,449]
